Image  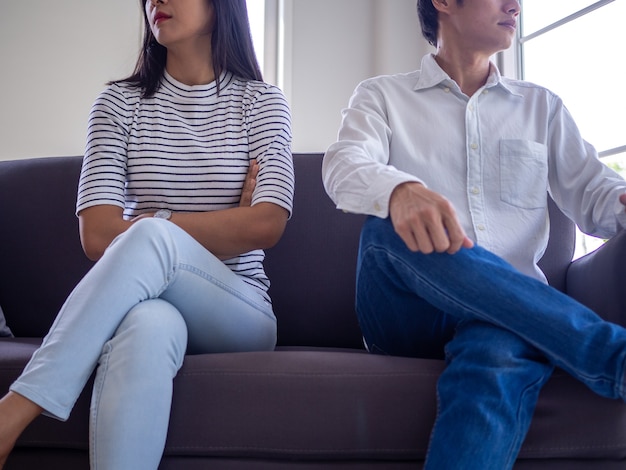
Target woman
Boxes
[0,0,293,468]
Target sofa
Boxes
[1,153,626,469]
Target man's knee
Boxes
[445,321,547,369]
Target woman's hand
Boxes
[239,159,258,207]
[131,160,258,223]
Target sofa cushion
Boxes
[0,156,95,338]
[7,340,626,464]
[165,349,440,460]
[0,338,91,451]
[264,154,367,349]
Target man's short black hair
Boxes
[417,0,463,47]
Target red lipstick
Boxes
[154,12,172,25]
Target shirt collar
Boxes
[414,53,522,97]
[162,70,234,99]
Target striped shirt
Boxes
[77,71,294,299]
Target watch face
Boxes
[154,209,172,220]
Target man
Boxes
[322,0,626,468]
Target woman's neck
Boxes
[165,42,215,86]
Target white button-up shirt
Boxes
[323,54,626,282]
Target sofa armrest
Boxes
[566,229,626,326]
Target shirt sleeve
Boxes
[76,85,132,216]
[546,96,626,238]
[322,79,423,218]
[246,85,295,218]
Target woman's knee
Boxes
[108,218,173,252]
[115,299,188,368]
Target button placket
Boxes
[465,96,489,245]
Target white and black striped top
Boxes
[77,71,294,300]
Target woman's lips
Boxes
[154,12,172,25]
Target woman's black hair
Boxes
[417,0,463,47]
[111,0,263,98]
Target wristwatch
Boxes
[153,209,172,220]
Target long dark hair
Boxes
[111,0,263,98]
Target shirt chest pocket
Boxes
[499,139,548,210]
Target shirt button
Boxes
[470,143,479,150]
[374,202,382,212]
[471,187,480,195]
[444,87,451,93]
[477,224,486,231]
[482,89,489,95]
[468,104,474,111]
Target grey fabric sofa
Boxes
[1,153,626,469]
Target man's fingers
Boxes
[389,182,474,255]
[411,224,436,254]
[442,215,470,254]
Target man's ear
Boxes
[432,0,449,13]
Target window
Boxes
[519,0,626,257]
[246,0,266,72]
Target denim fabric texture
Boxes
[10,218,277,469]
[356,216,626,470]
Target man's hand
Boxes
[389,182,474,254]
[240,159,259,207]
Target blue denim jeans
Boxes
[11,218,277,470]
[356,216,626,470]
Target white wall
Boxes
[0,1,141,160]
[0,1,429,160]
[286,0,431,152]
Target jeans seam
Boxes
[364,244,479,321]
[177,263,274,320]
[90,342,112,470]
[424,386,443,469]
[504,365,554,469]
[617,354,626,400]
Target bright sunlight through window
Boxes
[520,0,626,258]
[246,0,265,72]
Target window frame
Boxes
[512,0,625,258]
[512,0,624,158]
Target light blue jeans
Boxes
[356,216,626,470]
[11,218,277,469]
